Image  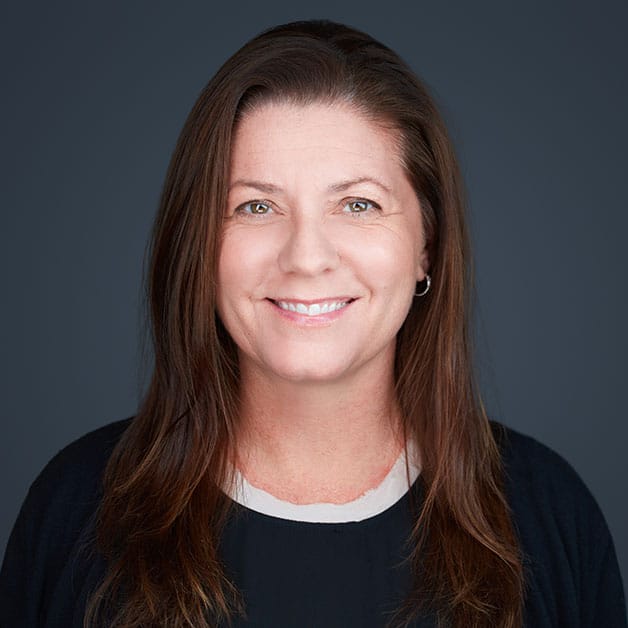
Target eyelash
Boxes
[233,198,382,218]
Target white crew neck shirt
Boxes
[224,440,421,523]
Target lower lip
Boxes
[267,299,355,325]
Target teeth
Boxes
[276,300,350,316]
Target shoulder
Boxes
[28,417,133,506]
[489,420,578,476]
[42,417,132,476]
[8,417,134,549]
[0,417,134,626]
[489,419,601,519]
[488,419,608,534]
[489,420,627,626]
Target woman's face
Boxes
[217,101,428,385]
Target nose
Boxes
[277,213,340,276]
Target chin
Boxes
[267,358,354,384]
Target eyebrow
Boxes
[228,176,392,195]
[228,179,281,194]
[328,177,392,194]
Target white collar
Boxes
[224,440,421,523]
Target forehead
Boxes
[229,101,406,188]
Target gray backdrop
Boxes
[2,0,626,597]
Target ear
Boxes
[416,245,430,281]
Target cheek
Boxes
[217,241,240,293]
[215,238,254,346]
[216,255,235,317]
[342,228,418,285]
[216,234,250,327]
[217,229,270,294]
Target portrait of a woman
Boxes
[0,18,625,628]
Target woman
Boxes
[0,19,625,628]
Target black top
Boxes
[0,418,626,627]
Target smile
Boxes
[268,298,356,318]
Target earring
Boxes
[414,274,431,297]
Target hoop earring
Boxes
[414,274,431,297]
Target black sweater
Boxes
[0,418,626,627]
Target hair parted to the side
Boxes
[86,19,525,628]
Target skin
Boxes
[217,101,429,504]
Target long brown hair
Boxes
[86,20,525,628]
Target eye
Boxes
[343,198,380,215]
[235,201,274,216]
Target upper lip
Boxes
[268,297,356,304]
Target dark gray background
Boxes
[1,0,626,595]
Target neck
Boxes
[233,356,406,504]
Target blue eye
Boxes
[238,201,273,215]
[343,199,378,215]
